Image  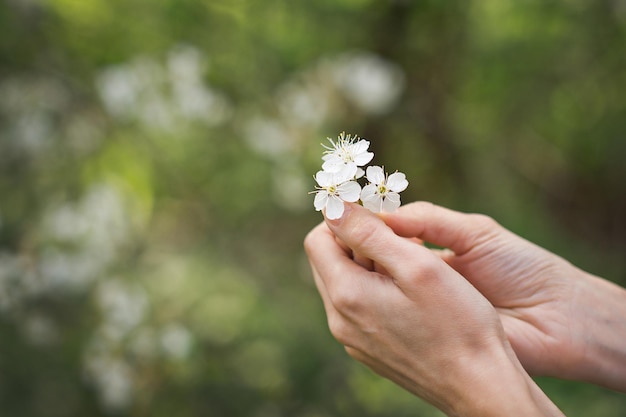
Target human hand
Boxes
[382,202,626,391]
[304,203,564,417]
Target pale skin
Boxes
[304,201,626,417]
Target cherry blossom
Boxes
[312,165,361,220]
[321,132,374,174]
[310,132,408,219]
[360,166,408,213]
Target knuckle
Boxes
[303,229,316,255]
[400,200,436,221]
[413,255,443,282]
[327,315,351,345]
[344,346,365,361]
[412,200,436,213]
[468,213,500,232]
[329,283,361,313]
[303,224,325,256]
[461,213,503,252]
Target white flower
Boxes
[360,166,408,213]
[312,165,361,220]
[321,132,374,174]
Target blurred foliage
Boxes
[1,0,625,416]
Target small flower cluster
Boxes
[311,132,408,220]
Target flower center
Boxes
[339,147,354,162]
[378,184,388,194]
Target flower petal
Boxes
[354,151,374,166]
[321,159,344,173]
[360,184,377,202]
[325,196,345,220]
[337,180,361,202]
[351,140,370,154]
[335,163,358,182]
[382,192,401,212]
[314,191,328,211]
[365,165,385,185]
[387,172,408,192]
[362,194,383,213]
[315,171,333,187]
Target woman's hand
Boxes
[382,201,626,391]
[304,203,564,417]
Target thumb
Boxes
[324,203,435,279]
[380,202,501,256]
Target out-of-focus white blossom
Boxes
[160,323,193,360]
[331,52,405,115]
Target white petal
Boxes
[355,168,365,179]
[354,151,374,166]
[325,196,345,220]
[382,193,401,212]
[315,170,334,187]
[351,140,370,154]
[321,159,344,173]
[360,184,377,202]
[362,194,383,213]
[337,181,361,202]
[335,163,358,182]
[387,172,408,192]
[365,165,385,185]
[313,192,328,211]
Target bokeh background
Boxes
[1,0,625,416]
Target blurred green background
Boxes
[1,0,625,416]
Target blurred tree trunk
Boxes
[363,1,470,189]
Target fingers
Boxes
[353,253,374,271]
[323,203,445,285]
[304,222,397,347]
[380,201,502,256]
[304,221,384,314]
[305,222,362,283]
[333,234,375,271]
[304,225,349,342]
[304,223,346,306]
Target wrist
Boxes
[571,271,626,391]
[441,341,564,417]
